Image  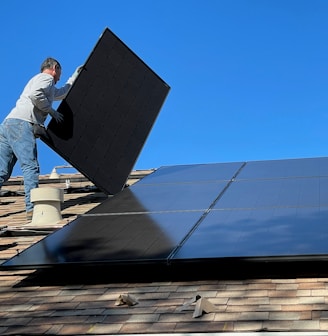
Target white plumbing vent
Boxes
[30,187,64,225]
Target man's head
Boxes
[40,57,62,83]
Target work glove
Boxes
[50,110,64,123]
[67,65,84,85]
[33,124,48,139]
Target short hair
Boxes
[40,57,61,72]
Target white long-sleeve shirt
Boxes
[6,73,71,125]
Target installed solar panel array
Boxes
[3,157,328,276]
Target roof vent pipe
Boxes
[49,165,73,179]
[30,187,64,225]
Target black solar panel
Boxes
[42,27,170,195]
[237,157,328,179]
[3,157,328,277]
[174,207,328,259]
[1,212,203,266]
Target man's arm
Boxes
[29,75,64,122]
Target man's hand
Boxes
[51,110,64,123]
[67,65,84,85]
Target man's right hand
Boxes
[67,65,84,85]
[52,110,64,123]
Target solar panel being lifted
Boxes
[42,27,170,195]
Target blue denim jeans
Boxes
[0,118,39,212]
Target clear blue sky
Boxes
[1,0,328,176]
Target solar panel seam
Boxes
[133,180,233,186]
[211,205,327,210]
[236,175,328,181]
[82,209,209,216]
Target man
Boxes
[0,57,81,220]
